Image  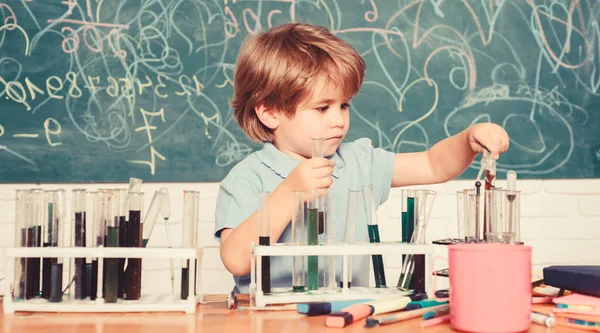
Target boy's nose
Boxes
[328,107,346,127]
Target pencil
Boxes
[365,304,449,328]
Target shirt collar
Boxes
[256,142,344,179]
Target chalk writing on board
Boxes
[0,0,598,182]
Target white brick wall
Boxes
[0,179,599,296]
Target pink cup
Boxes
[434,243,532,333]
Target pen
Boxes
[423,305,450,319]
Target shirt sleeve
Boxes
[214,175,259,241]
[352,138,395,207]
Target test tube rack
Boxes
[4,247,203,314]
[250,242,433,307]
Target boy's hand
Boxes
[467,123,509,159]
[282,157,335,195]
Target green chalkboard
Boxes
[0,0,599,182]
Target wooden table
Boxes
[0,296,586,333]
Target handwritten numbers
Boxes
[25,77,45,100]
[128,107,166,175]
[108,28,127,58]
[46,76,64,99]
[44,118,63,147]
[0,77,31,110]
[267,10,282,29]
[361,0,378,22]
[60,26,79,54]
[83,25,103,52]
[106,77,119,97]
[0,3,18,29]
[136,76,153,95]
[65,72,82,98]
[176,75,192,96]
[224,6,240,38]
[0,124,4,138]
[60,0,76,15]
[154,74,168,98]
[86,76,100,94]
[243,8,261,35]
[192,76,204,95]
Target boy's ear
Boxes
[255,104,279,130]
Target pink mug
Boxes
[433,243,532,333]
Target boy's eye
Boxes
[316,106,329,112]
[341,103,350,109]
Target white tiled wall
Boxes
[0,179,599,296]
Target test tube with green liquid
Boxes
[104,190,120,303]
[307,189,319,290]
[342,187,360,289]
[257,192,271,294]
[47,190,65,302]
[362,185,386,288]
[291,190,305,292]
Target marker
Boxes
[405,299,448,311]
[421,314,451,328]
[297,299,371,316]
[325,293,427,328]
[531,311,555,327]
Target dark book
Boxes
[543,266,600,297]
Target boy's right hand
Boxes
[282,157,335,194]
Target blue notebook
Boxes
[543,266,600,297]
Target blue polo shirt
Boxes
[214,138,395,294]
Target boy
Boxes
[215,23,509,294]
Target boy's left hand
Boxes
[467,123,509,159]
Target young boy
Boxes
[215,23,509,294]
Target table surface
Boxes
[0,295,588,333]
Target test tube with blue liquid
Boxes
[362,184,386,288]
[257,192,271,294]
[291,190,305,292]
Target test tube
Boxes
[502,189,521,243]
[456,190,466,241]
[324,189,337,290]
[362,185,386,288]
[72,189,87,300]
[48,190,65,302]
[117,188,127,299]
[306,189,319,291]
[125,192,143,300]
[104,190,120,303]
[41,190,54,299]
[181,190,199,299]
[160,188,175,295]
[485,187,503,242]
[28,189,43,299]
[341,187,360,289]
[291,191,305,292]
[142,189,167,247]
[397,190,414,289]
[14,189,29,301]
[257,192,271,294]
[312,137,325,236]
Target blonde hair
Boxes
[231,23,366,142]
